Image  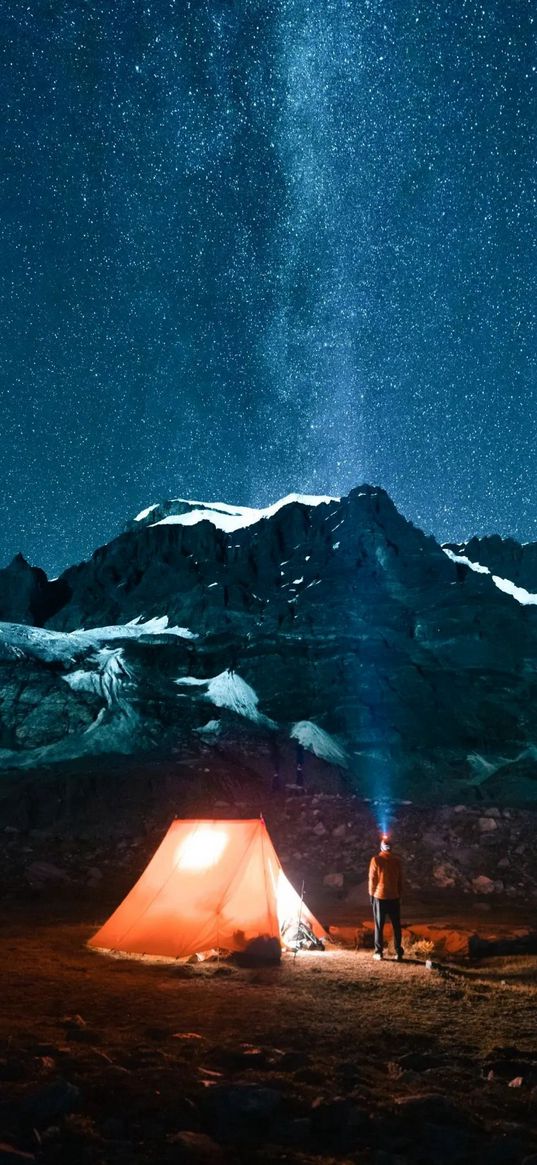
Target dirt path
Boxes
[2,907,537,1163]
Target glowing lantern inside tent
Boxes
[176,825,228,870]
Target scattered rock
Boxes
[323,872,344,888]
[482,1052,537,1082]
[472,875,496,894]
[22,1078,80,1127]
[167,1131,224,1162]
[271,1117,310,1146]
[397,1051,443,1072]
[418,1121,473,1164]
[310,1096,369,1150]
[26,861,70,886]
[215,1044,285,1071]
[232,936,280,966]
[433,864,457,888]
[393,1093,470,1125]
[203,1083,282,1135]
[478,817,498,832]
[62,1014,86,1029]
[423,829,445,848]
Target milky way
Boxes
[0,1,535,574]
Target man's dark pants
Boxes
[372,897,403,956]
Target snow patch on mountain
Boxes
[134,503,158,521]
[144,494,338,534]
[64,648,135,714]
[442,548,490,575]
[121,615,197,638]
[176,669,276,727]
[195,719,221,736]
[0,616,196,665]
[442,548,537,606]
[491,575,537,606]
[291,720,348,767]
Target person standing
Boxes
[368,837,404,961]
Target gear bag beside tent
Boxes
[89,818,326,961]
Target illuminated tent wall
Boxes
[89,818,326,960]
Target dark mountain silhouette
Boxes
[0,485,536,803]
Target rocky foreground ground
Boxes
[1,900,537,1165]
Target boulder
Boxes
[203,1084,282,1139]
[26,862,70,886]
[21,1078,80,1127]
[472,875,496,894]
[478,817,498,832]
[433,864,457,888]
[418,1121,473,1164]
[309,1096,369,1150]
[167,1131,224,1162]
[393,1093,470,1125]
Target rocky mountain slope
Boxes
[1,485,537,803]
[445,534,537,594]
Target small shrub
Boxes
[405,938,435,960]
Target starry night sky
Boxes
[1,0,535,575]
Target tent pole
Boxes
[291,880,302,964]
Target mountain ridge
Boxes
[0,484,536,804]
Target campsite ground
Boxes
[2,900,537,1164]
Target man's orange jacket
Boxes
[368,851,403,900]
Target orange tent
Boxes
[89,818,326,960]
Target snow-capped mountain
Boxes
[1,484,537,803]
[128,493,339,534]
